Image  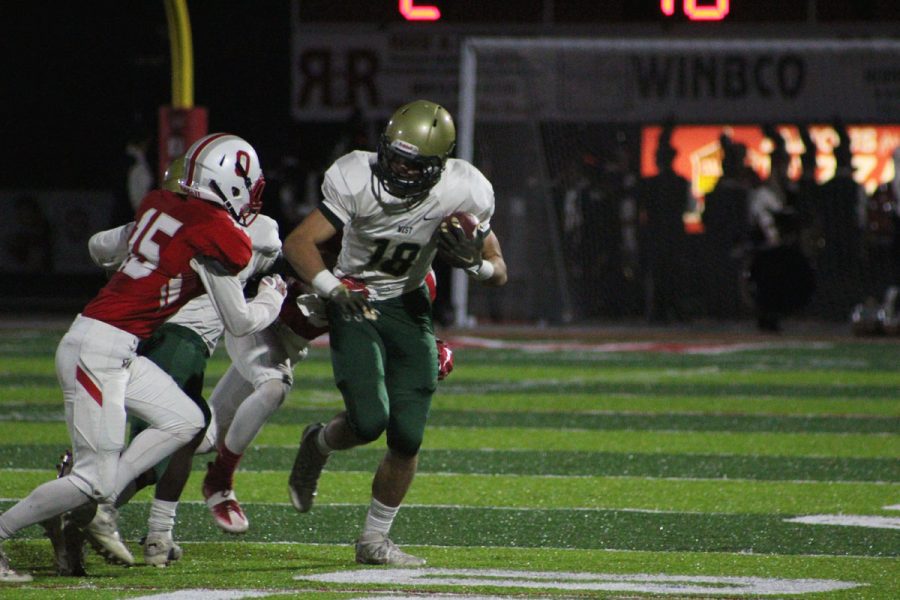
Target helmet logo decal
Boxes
[391,139,419,157]
[235,150,252,179]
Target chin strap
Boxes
[208,178,261,226]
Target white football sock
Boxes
[316,425,334,456]
[148,498,178,534]
[362,498,399,537]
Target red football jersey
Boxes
[83,190,252,338]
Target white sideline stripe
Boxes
[884,504,900,511]
[445,336,833,355]
[127,591,273,600]
[346,596,557,600]
[296,568,861,595]
[785,515,900,530]
[130,594,557,600]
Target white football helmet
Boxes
[180,133,265,226]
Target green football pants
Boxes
[131,323,211,478]
[327,285,438,456]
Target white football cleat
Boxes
[142,532,183,568]
[85,503,134,566]
[205,490,249,534]
[0,547,32,583]
[355,532,426,567]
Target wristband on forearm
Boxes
[311,270,343,297]
[465,259,495,281]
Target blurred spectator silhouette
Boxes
[746,128,815,331]
[893,146,900,285]
[637,125,691,323]
[125,129,154,214]
[4,195,54,273]
[748,128,789,249]
[701,134,752,319]
[597,133,641,318]
[598,156,629,317]
[812,122,866,319]
[551,150,632,320]
[552,159,589,315]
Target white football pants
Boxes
[198,321,307,455]
[56,315,204,501]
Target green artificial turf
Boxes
[0,326,897,599]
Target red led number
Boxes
[661,0,730,21]
[399,0,440,21]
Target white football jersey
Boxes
[321,150,495,300]
[168,214,281,353]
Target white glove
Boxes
[259,274,287,298]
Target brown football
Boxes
[442,211,479,240]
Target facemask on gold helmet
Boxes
[371,100,456,212]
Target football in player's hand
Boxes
[441,212,479,240]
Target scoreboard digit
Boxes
[399,0,441,21]
[662,0,731,21]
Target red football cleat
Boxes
[203,487,249,534]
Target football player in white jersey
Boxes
[283,99,507,566]
[199,266,453,536]
[197,276,327,534]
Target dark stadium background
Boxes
[2,1,898,324]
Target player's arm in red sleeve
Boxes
[196,223,253,275]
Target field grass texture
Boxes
[0,325,897,599]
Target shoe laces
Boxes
[216,499,244,516]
